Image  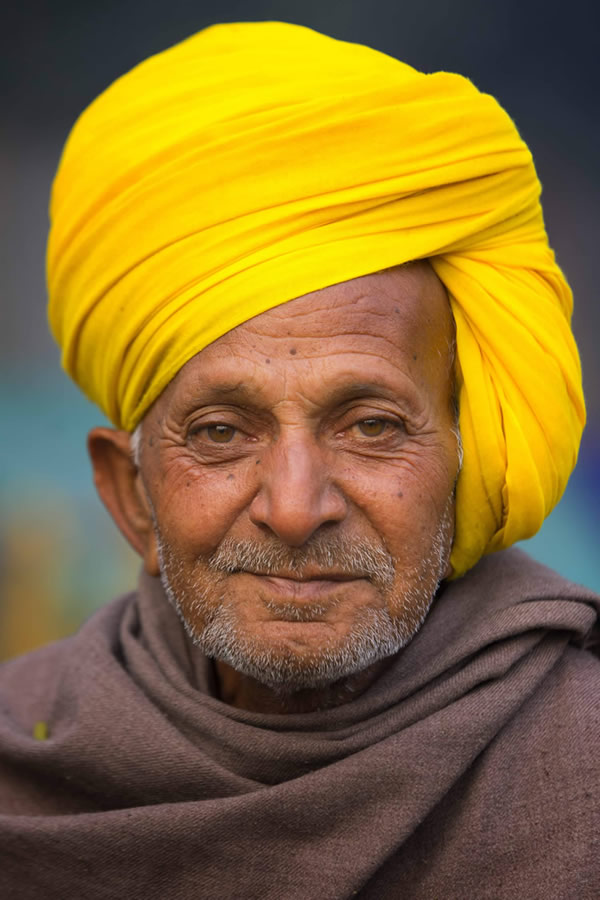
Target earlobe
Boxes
[87,427,160,575]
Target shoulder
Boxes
[0,592,135,736]
[445,547,600,801]
[462,546,600,605]
[518,641,600,753]
[456,547,600,649]
[471,548,600,734]
[477,642,600,875]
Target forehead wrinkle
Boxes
[240,295,410,337]
[216,327,432,366]
[179,337,441,396]
[234,294,451,359]
[175,357,426,413]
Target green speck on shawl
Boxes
[33,721,49,741]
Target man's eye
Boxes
[355,418,388,437]
[204,424,236,443]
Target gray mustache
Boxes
[208,536,396,588]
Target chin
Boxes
[174,595,429,691]
[155,521,450,691]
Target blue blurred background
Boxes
[1,0,598,660]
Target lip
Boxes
[238,572,362,600]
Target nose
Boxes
[248,434,347,546]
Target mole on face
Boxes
[289,347,297,355]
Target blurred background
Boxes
[1,0,598,661]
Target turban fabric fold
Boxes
[47,21,585,576]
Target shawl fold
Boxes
[0,548,599,898]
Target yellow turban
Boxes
[47,22,585,576]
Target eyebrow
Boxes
[186,381,254,404]
[323,382,404,403]
[323,382,423,419]
[185,379,422,417]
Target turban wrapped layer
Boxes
[47,22,585,576]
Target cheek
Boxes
[154,461,257,556]
[339,453,454,546]
[346,450,452,497]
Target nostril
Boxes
[249,495,347,547]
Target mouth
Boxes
[231,569,363,583]
[236,571,366,602]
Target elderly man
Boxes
[1,21,598,899]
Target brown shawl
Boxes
[1,549,599,899]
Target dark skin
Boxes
[88,263,460,714]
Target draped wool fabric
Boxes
[46,22,585,576]
[0,550,599,898]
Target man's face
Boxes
[138,263,460,689]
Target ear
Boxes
[87,427,160,576]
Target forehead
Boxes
[159,262,454,404]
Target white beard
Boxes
[155,499,453,691]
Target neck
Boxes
[213,657,395,714]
